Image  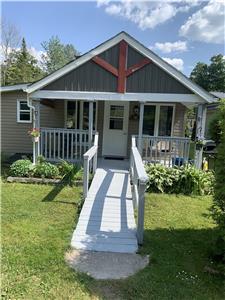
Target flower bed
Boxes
[8,157,83,185]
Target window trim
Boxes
[143,103,175,137]
[17,99,32,123]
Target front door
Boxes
[102,101,129,157]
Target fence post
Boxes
[137,180,146,245]
[83,157,89,199]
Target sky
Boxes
[1,0,225,75]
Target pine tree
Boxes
[41,36,79,73]
[5,38,44,85]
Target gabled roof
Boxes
[0,83,30,92]
[5,32,215,103]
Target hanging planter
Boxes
[195,138,205,150]
[28,128,40,142]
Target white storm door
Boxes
[102,101,129,157]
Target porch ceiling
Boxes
[31,90,204,104]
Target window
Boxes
[109,105,124,130]
[17,100,32,123]
[65,100,97,130]
[143,104,174,136]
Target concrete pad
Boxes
[65,250,149,280]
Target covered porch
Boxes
[30,91,206,168]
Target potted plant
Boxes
[28,128,40,142]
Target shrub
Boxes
[33,162,59,179]
[57,160,74,177]
[10,159,33,177]
[145,163,214,196]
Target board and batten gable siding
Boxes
[1,91,65,154]
[41,43,193,95]
[42,61,117,92]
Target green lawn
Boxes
[2,182,224,299]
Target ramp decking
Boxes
[71,159,138,253]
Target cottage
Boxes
[1,32,215,167]
[1,32,216,251]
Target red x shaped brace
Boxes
[92,40,151,93]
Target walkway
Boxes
[71,159,138,253]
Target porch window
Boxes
[65,101,97,130]
[143,104,174,136]
[17,100,32,123]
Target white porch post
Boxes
[32,100,40,164]
[194,104,207,169]
[138,102,145,152]
[88,101,94,148]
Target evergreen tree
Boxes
[5,38,44,85]
[41,36,79,74]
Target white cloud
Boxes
[97,0,201,30]
[151,40,187,53]
[163,57,184,71]
[29,47,46,63]
[179,0,225,44]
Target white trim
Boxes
[143,103,175,137]
[17,99,32,123]
[26,32,214,103]
[1,83,29,92]
[31,90,204,103]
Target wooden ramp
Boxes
[71,159,138,253]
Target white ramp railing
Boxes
[83,132,99,199]
[40,128,95,162]
[130,136,148,245]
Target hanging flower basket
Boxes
[28,128,40,142]
[195,138,205,150]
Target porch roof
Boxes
[31,90,204,105]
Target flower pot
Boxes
[196,144,203,151]
[33,136,39,143]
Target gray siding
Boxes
[1,91,33,154]
[42,61,117,92]
[99,44,119,68]
[127,46,144,68]
[42,42,193,95]
[126,63,192,94]
[1,92,65,154]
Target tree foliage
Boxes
[190,54,225,92]
[41,36,79,74]
[3,38,44,85]
[211,98,225,271]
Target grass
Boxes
[2,182,224,299]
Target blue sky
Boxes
[2,1,225,75]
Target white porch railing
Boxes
[137,135,191,167]
[40,127,95,162]
[130,136,148,245]
[83,133,99,199]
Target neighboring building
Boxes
[1,32,215,166]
